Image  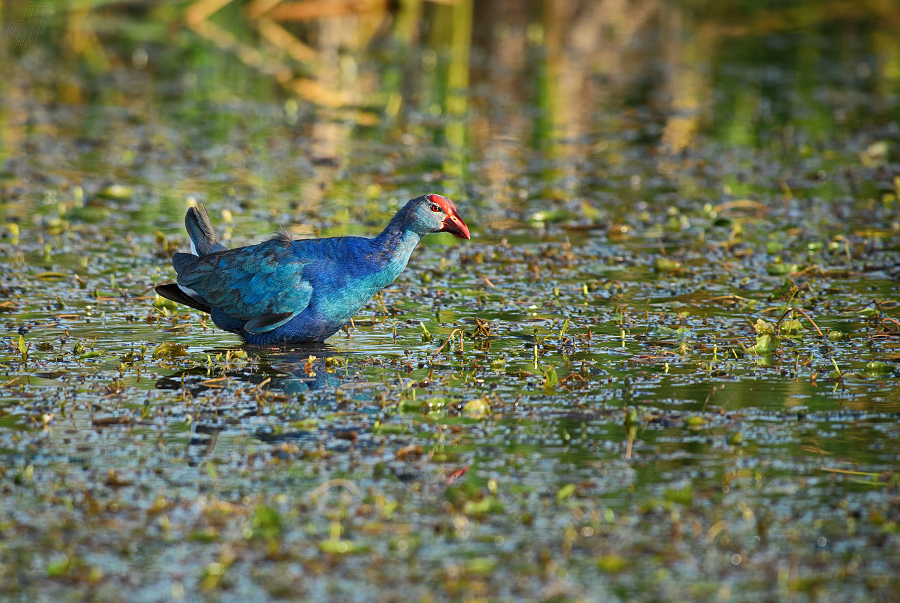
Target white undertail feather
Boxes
[189,239,198,256]
[178,284,203,303]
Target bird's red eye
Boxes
[431,204,442,212]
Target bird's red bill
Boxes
[429,194,471,239]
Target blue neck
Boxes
[371,216,423,286]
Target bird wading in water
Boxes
[155,194,471,345]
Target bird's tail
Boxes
[154,283,211,313]
[153,204,225,313]
[185,204,227,257]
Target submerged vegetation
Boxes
[1,0,900,601]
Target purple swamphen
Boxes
[155,194,471,344]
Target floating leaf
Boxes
[463,496,503,516]
[318,540,367,554]
[866,361,893,376]
[67,206,110,223]
[189,528,220,543]
[35,272,68,281]
[464,557,498,575]
[685,415,708,427]
[754,319,775,335]
[292,419,318,431]
[597,554,627,573]
[557,483,576,502]
[251,505,282,540]
[767,262,800,276]
[654,257,682,273]
[153,342,188,360]
[648,325,678,338]
[530,209,573,224]
[463,397,490,419]
[154,295,178,311]
[46,554,69,578]
[756,334,778,354]
[200,562,226,590]
[780,319,803,336]
[542,365,558,392]
[664,485,694,506]
[97,184,132,200]
[580,200,601,220]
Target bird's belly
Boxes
[255,283,382,344]
[244,308,345,344]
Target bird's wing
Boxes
[177,239,315,333]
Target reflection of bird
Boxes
[155,344,343,396]
[156,194,470,344]
[156,346,369,464]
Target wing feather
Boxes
[176,239,314,322]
